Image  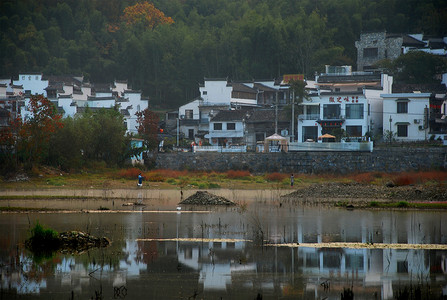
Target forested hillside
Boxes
[1,0,446,108]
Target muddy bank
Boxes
[282,182,447,203]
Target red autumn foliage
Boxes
[226,170,251,179]
[116,168,142,179]
[136,108,159,151]
[265,172,288,182]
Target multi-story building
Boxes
[297,66,393,143]
[381,92,431,141]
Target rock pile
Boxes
[58,231,110,254]
[179,191,236,206]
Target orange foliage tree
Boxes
[17,95,63,167]
[135,108,160,151]
[121,1,174,30]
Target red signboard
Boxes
[283,74,304,83]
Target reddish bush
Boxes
[116,168,142,180]
[392,173,417,186]
[145,171,165,182]
[151,169,187,179]
[417,171,447,183]
[226,170,251,179]
[265,172,288,182]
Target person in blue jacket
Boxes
[138,173,143,187]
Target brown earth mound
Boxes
[179,191,236,206]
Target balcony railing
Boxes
[298,114,320,121]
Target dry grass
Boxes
[2,168,446,190]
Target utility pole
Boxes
[275,91,278,134]
[291,90,295,142]
[176,117,179,147]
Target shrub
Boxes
[26,221,60,261]
[265,172,288,182]
[208,183,220,189]
[226,170,251,179]
[392,174,417,186]
[370,201,379,207]
[145,171,164,182]
[116,168,142,180]
[397,201,409,208]
[351,172,374,184]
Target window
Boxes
[185,109,193,119]
[202,91,207,95]
[363,47,378,58]
[397,102,408,113]
[214,123,222,130]
[227,123,235,130]
[335,88,340,92]
[188,129,194,139]
[397,124,408,137]
[323,104,341,119]
[346,126,362,137]
[22,76,25,80]
[346,104,364,119]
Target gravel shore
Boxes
[281,182,446,204]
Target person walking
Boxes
[138,173,143,187]
[290,173,294,187]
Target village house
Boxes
[297,65,393,143]
[177,77,292,144]
[8,73,148,135]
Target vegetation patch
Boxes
[25,222,110,261]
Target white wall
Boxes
[199,80,232,105]
[123,91,148,135]
[179,99,201,120]
[58,97,77,118]
[14,73,48,96]
[381,93,430,141]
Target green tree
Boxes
[393,51,447,83]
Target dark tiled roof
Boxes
[120,109,130,116]
[402,35,425,47]
[44,75,83,86]
[317,74,381,83]
[211,109,248,122]
[92,83,112,93]
[428,38,447,49]
[231,83,257,93]
[246,109,289,122]
[253,83,277,92]
[392,83,446,93]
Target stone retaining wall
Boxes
[155,148,446,174]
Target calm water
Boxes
[1,193,447,299]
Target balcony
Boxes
[298,114,320,121]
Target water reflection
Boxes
[0,204,446,299]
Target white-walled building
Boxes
[208,110,246,146]
[297,66,392,142]
[381,93,431,141]
[14,72,49,97]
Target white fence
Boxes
[193,145,247,153]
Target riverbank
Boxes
[1,181,446,211]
